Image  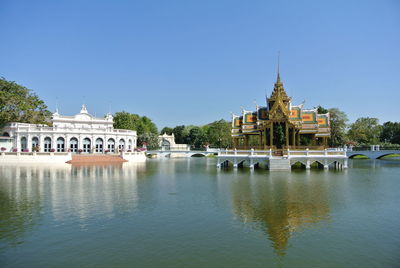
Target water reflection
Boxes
[0,162,149,246]
[231,170,331,256]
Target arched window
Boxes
[44,137,52,152]
[119,139,125,151]
[32,137,39,152]
[83,138,91,153]
[57,137,65,152]
[107,138,115,153]
[21,137,27,151]
[70,138,78,152]
[95,138,103,153]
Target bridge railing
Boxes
[218,148,347,157]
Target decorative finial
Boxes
[53,98,60,115]
[55,99,59,114]
[80,104,88,114]
[277,51,281,82]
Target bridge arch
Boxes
[348,154,370,159]
[376,153,400,159]
[310,160,324,168]
[291,161,306,169]
[190,153,206,157]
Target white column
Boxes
[27,134,32,152]
[52,134,56,151]
[78,135,83,150]
[16,133,20,151]
[39,134,44,152]
[306,159,310,169]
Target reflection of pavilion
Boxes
[231,173,330,256]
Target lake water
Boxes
[1,158,400,267]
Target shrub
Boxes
[22,148,29,152]
[50,148,55,152]
[1,147,6,152]
[12,148,18,152]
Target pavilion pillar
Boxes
[245,136,249,148]
[264,128,268,148]
[285,122,289,148]
[259,133,263,147]
[297,132,300,146]
[270,123,274,147]
[292,128,295,148]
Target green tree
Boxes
[205,119,232,148]
[160,127,173,135]
[0,77,51,127]
[328,108,348,146]
[348,117,381,145]
[137,133,159,150]
[317,105,329,114]
[380,121,400,144]
[139,116,158,135]
[113,112,158,136]
[113,111,137,131]
[188,126,207,148]
[172,125,186,144]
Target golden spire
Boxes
[277,51,281,83]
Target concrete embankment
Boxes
[0,151,146,164]
[67,154,127,164]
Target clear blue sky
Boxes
[1,0,399,129]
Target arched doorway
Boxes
[96,138,104,153]
[161,139,170,150]
[119,139,125,151]
[44,137,52,152]
[2,132,10,137]
[32,137,39,152]
[107,138,115,153]
[83,138,91,153]
[21,137,27,151]
[70,138,78,152]
[57,137,65,152]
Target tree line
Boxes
[159,120,232,149]
[2,77,400,149]
[318,106,400,148]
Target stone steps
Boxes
[269,158,291,170]
[67,154,126,164]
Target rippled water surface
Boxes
[1,158,400,267]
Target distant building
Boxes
[0,105,137,153]
[158,133,190,151]
[231,71,330,149]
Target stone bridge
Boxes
[146,148,219,158]
[346,149,400,159]
[217,149,348,170]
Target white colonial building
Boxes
[0,105,137,153]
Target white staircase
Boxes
[268,158,291,170]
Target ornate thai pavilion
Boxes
[231,72,330,148]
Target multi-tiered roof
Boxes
[231,72,330,139]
